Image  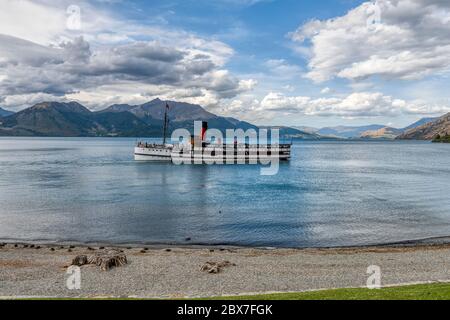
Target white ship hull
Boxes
[134,146,172,161]
[134,154,172,161]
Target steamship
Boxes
[134,103,291,163]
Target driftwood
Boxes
[71,250,127,271]
[200,261,236,274]
[72,255,88,266]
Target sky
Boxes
[1,0,450,128]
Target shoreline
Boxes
[1,234,450,251]
[1,240,449,298]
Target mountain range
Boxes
[308,118,439,140]
[0,100,448,140]
[0,100,317,139]
[0,102,157,137]
[317,125,386,139]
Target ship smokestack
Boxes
[201,121,208,141]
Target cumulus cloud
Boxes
[0,0,128,46]
[227,91,450,119]
[0,1,256,110]
[290,0,450,82]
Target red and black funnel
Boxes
[201,121,208,141]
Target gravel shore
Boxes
[1,243,449,298]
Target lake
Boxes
[0,137,449,248]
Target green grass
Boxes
[206,283,450,300]
[7,283,450,300]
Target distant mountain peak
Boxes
[0,107,15,118]
[397,112,450,140]
[119,99,218,122]
[98,104,133,113]
[360,126,403,140]
[31,101,90,114]
[401,117,437,132]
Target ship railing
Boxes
[177,143,291,148]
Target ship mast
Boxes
[162,103,169,145]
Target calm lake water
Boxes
[0,137,449,248]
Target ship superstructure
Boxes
[134,104,291,163]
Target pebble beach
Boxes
[1,242,449,299]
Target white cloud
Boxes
[0,0,65,45]
[0,1,255,110]
[291,0,450,82]
[0,0,125,46]
[320,87,331,94]
[228,91,450,120]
